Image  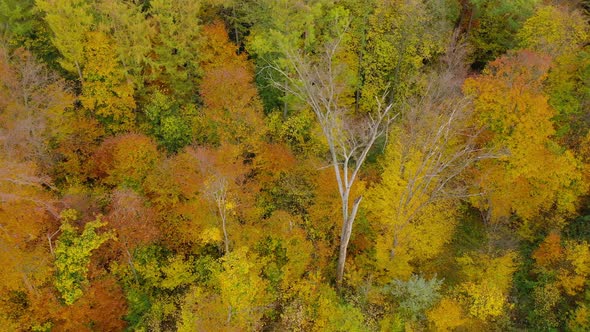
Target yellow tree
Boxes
[178,247,270,331]
[53,209,114,305]
[517,5,588,58]
[366,46,486,280]
[464,50,587,232]
[456,251,519,324]
[80,31,136,133]
[36,0,93,80]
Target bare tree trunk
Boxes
[336,196,362,284]
[210,177,230,254]
[124,243,140,284]
[270,28,395,287]
[47,228,60,256]
[219,203,229,254]
[283,81,289,119]
[75,60,83,82]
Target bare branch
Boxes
[268,28,396,285]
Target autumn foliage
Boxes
[1,1,590,331]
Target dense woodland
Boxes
[1,0,590,330]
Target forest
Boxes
[1,0,590,331]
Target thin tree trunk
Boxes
[217,198,230,254]
[75,60,83,82]
[283,81,289,119]
[221,211,229,254]
[336,196,363,285]
[124,243,139,284]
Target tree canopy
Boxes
[1,0,590,330]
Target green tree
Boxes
[96,0,152,89]
[545,47,590,148]
[246,0,339,115]
[1,0,58,67]
[0,0,35,40]
[387,275,443,322]
[517,5,588,58]
[36,0,94,80]
[54,209,114,305]
[361,0,457,109]
[467,0,539,66]
[143,90,196,153]
[145,0,202,100]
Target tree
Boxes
[527,233,590,329]
[366,45,489,280]
[143,90,197,153]
[52,277,128,331]
[105,189,159,277]
[0,46,74,166]
[0,0,35,41]
[0,158,57,327]
[246,0,331,115]
[194,145,250,254]
[545,46,590,149]
[360,0,457,110]
[464,50,587,232]
[517,5,588,58]
[204,175,232,254]
[276,274,367,331]
[177,247,270,331]
[96,0,152,88]
[387,275,444,322]
[200,21,265,146]
[93,133,160,189]
[36,0,93,80]
[145,0,202,100]
[80,31,136,133]
[216,247,270,329]
[276,20,396,284]
[427,297,467,331]
[54,209,114,305]
[116,245,197,330]
[466,0,538,66]
[0,0,58,67]
[456,250,518,323]
[54,114,105,186]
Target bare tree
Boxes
[0,46,73,168]
[192,147,234,255]
[383,34,501,261]
[271,32,397,285]
[205,175,231,254]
